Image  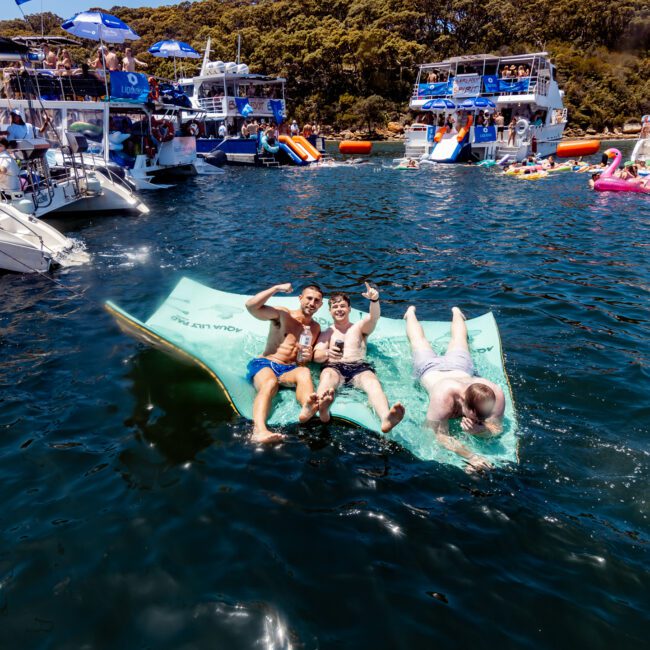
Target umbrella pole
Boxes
[100,37,109,100]
[174,56,177,81]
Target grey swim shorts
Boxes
[412,349,475,380]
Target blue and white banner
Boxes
[15,0,33,5]
[268,99,284,125]
[109,71,149,102]
[473,126,497,143]
[417,81,453,97]
[483,75,530,94]
[235,97,253,118]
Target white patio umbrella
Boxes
[61,12,140,97]
[148,40,200,80]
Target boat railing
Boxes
[197,96,225,113]
[411,75,547,101]
[3,69,106,101]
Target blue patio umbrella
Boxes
[148,40,200,79]
[61,12,139,43]
[422,98,456,111]
[460,96,496,111]
[62,12,140,97]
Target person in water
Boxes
[404,305,505,473]
[313,284,405,432]
[245,283,323,443]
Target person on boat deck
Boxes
[313,285,405,433]
[88,47,107,77]
[248,119,259,138]
[501,67,510,79]
[445,113,456,132]
[0,138,21,193]
[507,116,517,146]
[105,47,120,73]
[56,50,74,76]
[427,71,438,83]
[404,305,505,474]
[122,48,148,73]
[42,45,58,70]
[0,110,49,142]
[217,122,227,138]
[290,120,300,136]
[245,283,324,444]
[240,121,250,138]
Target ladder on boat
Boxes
[258,155,280,168]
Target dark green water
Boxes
[0,142,648,649]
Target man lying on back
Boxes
[245,283,323,443]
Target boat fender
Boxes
[151,118,175,143]
[516,118,530,138]
[204,150,227,167]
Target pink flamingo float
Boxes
[594,148,649,194]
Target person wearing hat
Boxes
[0,138,21,193]
[0,110,49,142]
[290,119,300,136]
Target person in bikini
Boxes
[404,305,505,473]
[313,283,405,432]
[245,283,323,443]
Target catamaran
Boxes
[177,39,326,167]
[405,52,567,163]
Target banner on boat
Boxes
[473,126,497,143]
[453,75,482,97]
[417,81,453,97]
[482,75,530,94]
[109,71,149,102]
[268,99,284,124]
[235,97,254,118]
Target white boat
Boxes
[0,201,88,273]
[177,38,326,166]
[0,39,222,191]
[404,52,567,163]
[3,138,149,219]
[631,115,650,165]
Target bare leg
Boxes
[316,368,341,423]
[280,367,319,423]
[252,369,284,443]
[447,306,470,353]
[354,371,405,433]
[403,305,433,353]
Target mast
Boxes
[200,37,211,76]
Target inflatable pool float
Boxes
[477,159,498,167]
[546,163,573,173]
[339,141,372,155]
[556,140,600,158]
[594,148,650,194]
[260,133,279,154]
[517,171,548,180]
[105,278,519,468]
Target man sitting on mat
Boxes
[404,305,505,473]
[313,284,405,432]
[245,283,323,444]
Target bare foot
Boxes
[381,402,405,433]
[451,306,466,320]
[403,305,416,319]
[299,392,319,423]
[318,388,335,423]
[251,429,285,444]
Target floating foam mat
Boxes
[106,278,518,467]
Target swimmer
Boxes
[245,283,323,443]
[404,305,505,473]
[314,284,405,432]
[406,158,419,169]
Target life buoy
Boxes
[260,133,279,154]
[182,120,204,137]
[148,77,159,103]
[516,118,530,137]
[151,118,175,143]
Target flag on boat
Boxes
[15,0,33,5]
[269,99,284,124]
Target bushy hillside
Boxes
[2,0,648,131]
